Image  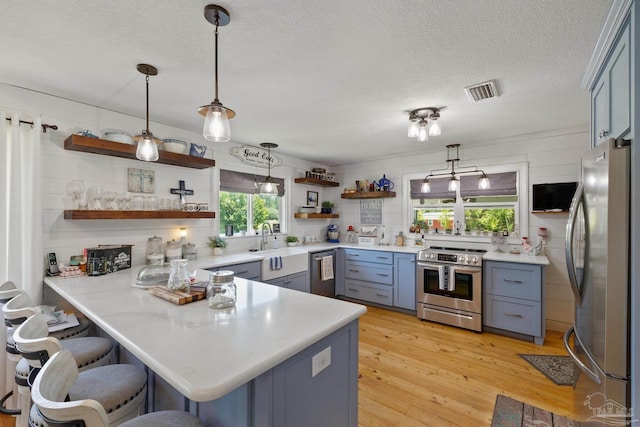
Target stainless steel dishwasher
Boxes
[309,249,336,297]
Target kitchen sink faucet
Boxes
[260,223,272,251]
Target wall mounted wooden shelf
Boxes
[64,135,216,169]
[293,213,339,219]
[294,177,340,187]
[341,191,396,199]
[63,210,215,220]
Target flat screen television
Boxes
[532,182,578,212]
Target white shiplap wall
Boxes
[1,84,333,278]
[331,131,588,332]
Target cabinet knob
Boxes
[599,129,609,139]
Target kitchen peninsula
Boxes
[43,267,366,426]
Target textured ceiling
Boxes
[0,0,611,165]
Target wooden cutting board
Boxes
[149,286,206,305]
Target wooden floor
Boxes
[358,306,575,427]
[0,306,574,427]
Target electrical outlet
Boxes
[311,346,331,377]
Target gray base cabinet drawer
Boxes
[485,295,541,337]
[345,261,393,285]
[344,279,393,306]
[343,249,393,264]
[207,261,261,281]
[484,261,541,300]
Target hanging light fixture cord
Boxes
[145,74,150,133]
[213,13,220,103]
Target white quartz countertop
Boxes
[195,242,549,268]
[44,268,366,402]
[482,251,550,265]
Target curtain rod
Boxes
[5,117,58,133]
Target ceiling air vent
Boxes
[464,80,498,102]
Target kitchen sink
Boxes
[259,247,309,280]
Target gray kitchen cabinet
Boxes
[591,19,631,148]
[265,271,309,292]
[343,249,394,306]
[207,260,261,281]
[394,253,416,311]
[483,260,545,345]
[252,320,359,427]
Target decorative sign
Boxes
[360,199,383,225]
[127,168,155,194]
[230,145,283,169]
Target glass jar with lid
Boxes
[165,239,182,262]
[207,270,236,309]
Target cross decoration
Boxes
[170,180,194,205]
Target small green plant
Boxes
[208,236,227,249]
[321,201,334,209]
[286,235,299,243]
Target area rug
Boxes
[519,354,575,386]
[491,394,576,427]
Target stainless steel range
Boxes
[416,246,485,332]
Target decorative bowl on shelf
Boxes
[103,130,133,145]
[161,138,188,154]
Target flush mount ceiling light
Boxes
[259,142,279,195]
[134,64,160,162]
[408,107,442,142]
[198,4,235,142]
[421,144,490,193]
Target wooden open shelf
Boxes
[294,213,339,219]
[63,210,215,220]
[294,177,340,187]
[341,191,396,199]
[64,135,216,169]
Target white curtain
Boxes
[0,111,43,303]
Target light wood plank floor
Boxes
[359,306,575,426]
[0,306,573,427]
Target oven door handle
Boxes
[453,267,482,274]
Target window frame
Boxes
[403,162,528,243]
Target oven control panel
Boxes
[418,248,484,266]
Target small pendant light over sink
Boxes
[198,4,235,142]
[134,64,160,162]
[259,143,279,195]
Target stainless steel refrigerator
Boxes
[564,138,632,426]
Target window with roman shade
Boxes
[220,169,285,196]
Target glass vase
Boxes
[167,259,191,292]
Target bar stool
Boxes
[14,313,114,427]
[2,292,96,427]
[0,281,21,413]
[31,349,203,427]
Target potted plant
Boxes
[286,236,299,247]
[321,201,334,214]
[208,236,227,256]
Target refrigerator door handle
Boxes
[565,182,584,306]
[563,326,601,385]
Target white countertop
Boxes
[44,268,366,402]
[195,242,549,268]
[482,251,550,265]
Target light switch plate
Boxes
[312,346,331,377]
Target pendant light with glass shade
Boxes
[259,143,279,195]
[420,144,490,193]
[198,4,235,142]
[134,64,160,162]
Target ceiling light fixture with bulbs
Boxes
[198,4,235,142]
[421,144,490,193]
[134,63,160,162]
[259,142,279,195]
[407,107,442,142]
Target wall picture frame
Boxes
[306,191,318,206]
